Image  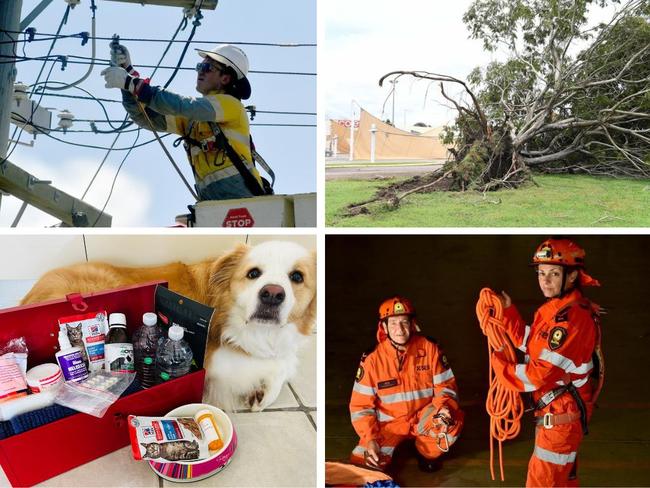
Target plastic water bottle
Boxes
[155,325,193,383]
[132,313,163,389]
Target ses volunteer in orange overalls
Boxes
[494,238,604,487]
[349,297,464,472]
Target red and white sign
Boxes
[333,119,359,128]
[222,208,255,227]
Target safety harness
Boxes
[531,298,604,436]
[177,120,275,198]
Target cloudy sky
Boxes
[3,0,315,227]
[324,0,618,130]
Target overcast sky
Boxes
[324,0,619,130]
[2,0,315,227]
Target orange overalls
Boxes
[349,333,464,467]
[492,289,602,487]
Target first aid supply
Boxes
[25,364,63,393]
[58,311,108,372]
[0,337,28,376]
[132,312,163,388]
[194,409,224,451]
[55,330,90,382]
[104,313,135,373]
[0,354,28,402]
[0,390,56,421]
[155,325,193,383]
[54,370,135,418]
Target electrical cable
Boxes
[91,128,141,227]
[0,55,316,76]
[47,0,97,91]
[0,31,316,47]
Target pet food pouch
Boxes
[58,311,108,372]
[128,415,210,463]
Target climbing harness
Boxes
[476,288,525,482]
[178,121,275,198]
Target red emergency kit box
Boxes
[0,281,205,487]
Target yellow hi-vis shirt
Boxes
[165,92,262,184]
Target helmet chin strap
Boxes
[553,267,575,299]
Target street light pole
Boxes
[389,80,398,127]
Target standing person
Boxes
[101,43,265,201]
[493,238,604,487]
[349,296,464,473]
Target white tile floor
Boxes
[0,334,316,487]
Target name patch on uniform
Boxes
[549,327,567,350]
[378,379,398,389]
[355,366,364,382]
[416,364,430,372]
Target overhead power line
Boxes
[0,54,316,76]
[0,30,316,48]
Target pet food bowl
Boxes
[148,403,237,482]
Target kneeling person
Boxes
[349,296,464,472]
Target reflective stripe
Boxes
[534,446,577,465]
[516,364,537,392]
[539,349,593,375]
[433,368,454,385]
[445,433,458,445]
[222,127,250,146]
[379,388,433,404]
[352,382,376,396]
[377,410,395,422]
[572,375,589,388]
[195,162,258,188]
[353,446,395,457]
[417,405,437,435]
[350,408,376,422]
[518,325,530,352]
[440,388,458,400]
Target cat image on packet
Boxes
[58,312,108,372]
[128,415,211,463]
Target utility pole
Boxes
[0,0,23,160]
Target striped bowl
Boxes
[148,403,237,482]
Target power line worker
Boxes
[493,238,604,487]
[349,296,464,473]
[101,43,265,201]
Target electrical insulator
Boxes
[57,110,75,133]
[13,83,29,106]
[64,0,81,8]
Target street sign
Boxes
[222,207,255,227]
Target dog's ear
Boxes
[208,243,250,296]
[293,250,317,335]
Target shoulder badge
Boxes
[355,365,364,382]
[440,353,450,369]
[549,326,568,350]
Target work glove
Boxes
[110,42,137,73]
[101,66,139,94]
[432,406,453,433]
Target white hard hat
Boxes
[196,44,251,99]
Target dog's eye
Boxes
[289,271,304,283]
[246,268,262,279]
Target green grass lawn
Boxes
[326,174,650,227]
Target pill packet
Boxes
[54,370,135,418]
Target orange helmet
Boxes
[376,296,420,343]
[532,238,600,287]
[378,296,416,320]
[532,238,586,267]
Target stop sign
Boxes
[222,207,255,227]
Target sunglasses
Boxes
[195,62,224,74]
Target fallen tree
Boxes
[346,0,650,214]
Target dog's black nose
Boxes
[259,284,285,306]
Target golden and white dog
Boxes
[20,240,316,411]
